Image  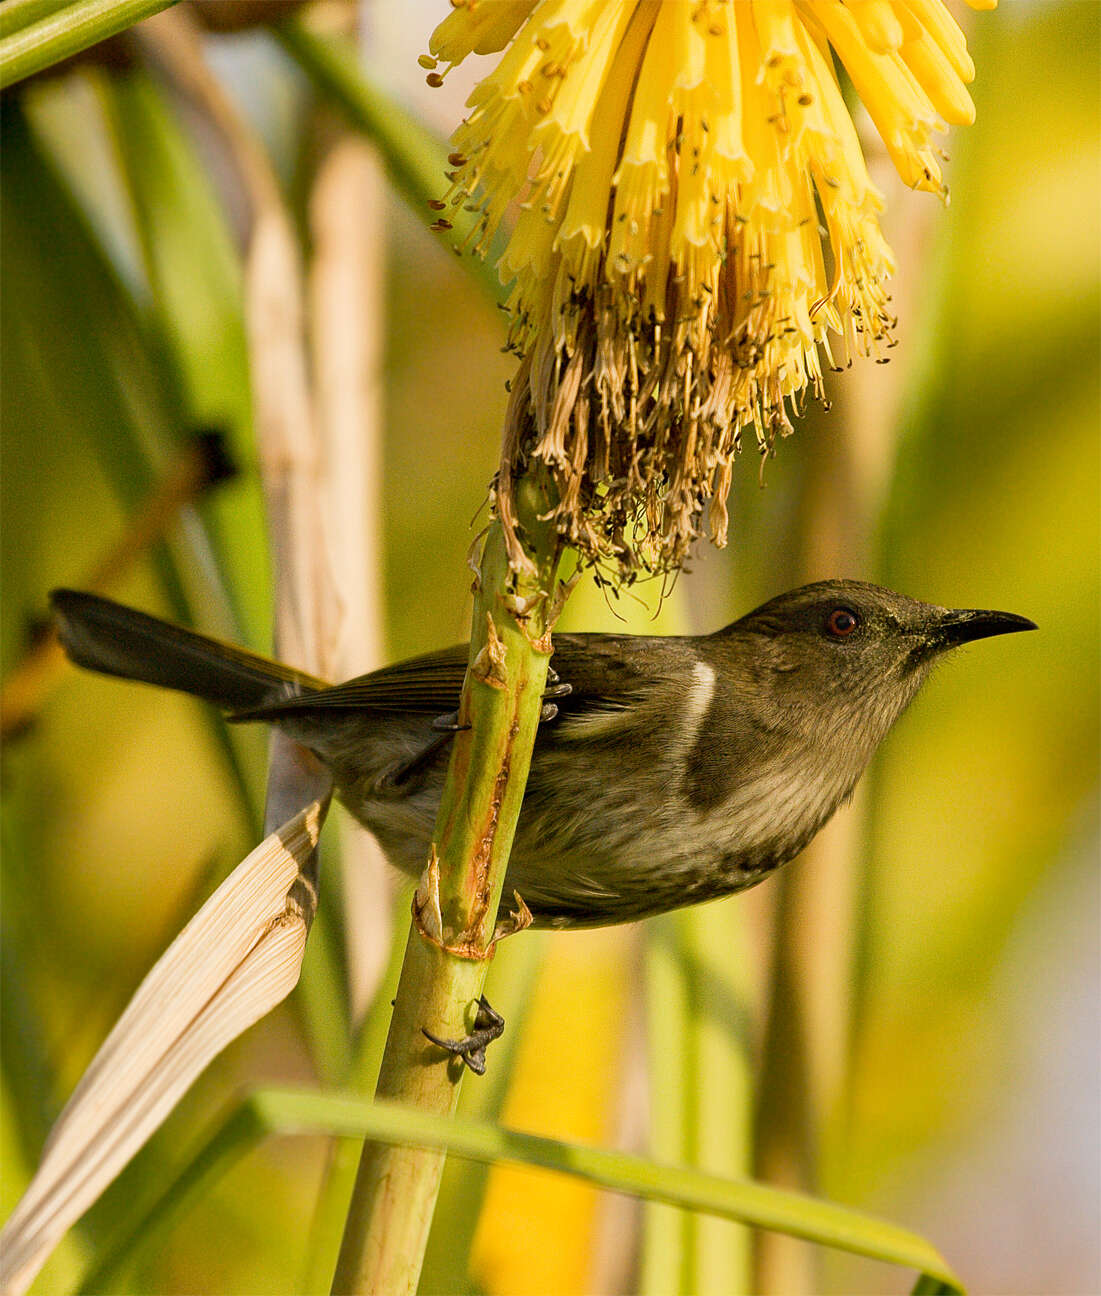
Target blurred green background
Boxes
[1,2,1097,1294]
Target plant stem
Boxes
[331,486,562,1295]
[0,0,73,40]
[0,0,177,89]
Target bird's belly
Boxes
[502,836,764,929]
[503,760,851,928]
[338,732,851,931]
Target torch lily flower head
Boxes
[425,0,993,578]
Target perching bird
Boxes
[51,581,1033,929]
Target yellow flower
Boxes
[425,0,993,577]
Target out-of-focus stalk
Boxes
[754,152,940,1291]
[296,124,396,1292]
[684,901,756,1293]
[308,134,391,1025]
[331,469,563,1295]
[274,15,498,304]
[639,915,692,1294]
[0,434,233,742]
[0,0,73,39]
[0,0,176,88]
[136,0,348,1064]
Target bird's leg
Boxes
[435,678,570,731]
[422,995,505,1076]
[412,884,528,1076]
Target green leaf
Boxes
[99,69,270,647]
[84,1086,965,1295]
[640,914,692,1294]
[0,0,178,90]
[11,86,264,832]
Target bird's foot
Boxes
[422,996,504,1076]
[539,676,571,722]
[434,677,567,731]
[435,680,569,730]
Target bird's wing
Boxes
[229,644,471,719]
[549,634,656,709]
[229,634,659,722]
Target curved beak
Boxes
[934,608,1037,648]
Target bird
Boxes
[50,581,1034,930]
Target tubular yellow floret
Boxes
[428,0,989,577]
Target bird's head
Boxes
[723,579,1035,760]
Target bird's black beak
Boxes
[933,608,1037,648]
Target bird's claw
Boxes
[422,996,505,1076]
[540,679,571,724]
[433,680,568,734]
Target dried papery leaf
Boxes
[144,0,350,999]
[0,802,326,1296]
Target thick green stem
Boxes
[331,489,561,1296]
[0,0,178,89]
[0,0,73,40]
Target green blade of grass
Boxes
[98,68,269,647]
[0,0,177,89]
[82,1086,965,1295]
[683,900,756,1295]
[0,0,73,40]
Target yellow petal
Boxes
[842,0,905,53]
[898,0,977,81]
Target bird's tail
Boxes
[50,589,324,714]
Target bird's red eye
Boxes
[826,607,860,638]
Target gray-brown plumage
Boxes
[50,581,1034,929]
